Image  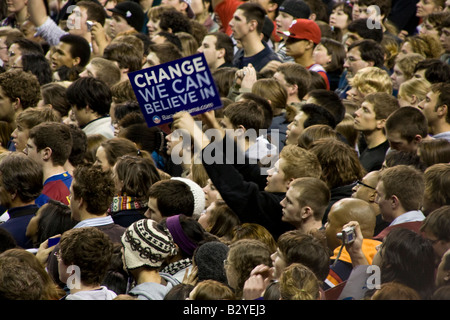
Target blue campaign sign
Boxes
[127,53,223,127]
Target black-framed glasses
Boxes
[356,180,376,190]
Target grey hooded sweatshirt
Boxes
[128,272,180,300]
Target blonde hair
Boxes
[405,34,443,59]
[252,78,288,111]
[279,263,320,300]
[279,144,322,180]
[175,32,199,57]
[395,53,426,80]
[350,67,393,95]
[398,78,431,103]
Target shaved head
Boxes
[325,198,376,251]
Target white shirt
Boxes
[390,210,425,227]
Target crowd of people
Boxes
[0,0,449,301]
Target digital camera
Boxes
[336,226,355,245]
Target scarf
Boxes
[108,195,147,214]
[161,258,192,276]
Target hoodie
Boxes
[128,273,180,300]
[64,286,117,300]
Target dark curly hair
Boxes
[59,227,113,286]
[159,7,192,34]
[72,163,115,215]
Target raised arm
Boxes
[28,0,50,27]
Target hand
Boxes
[173,111,210,150]
[172,111,197,136]
[36,235,61,267]
[91,22,109,56]
[183,265,198,286]
[243,264,275,300]
[243,274,266,300]
[397,30,408,42]
[240,64,257,90]
[260,60,282,74]
[342,221,369,266]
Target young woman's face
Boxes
[329,5,350,30]
[313,43,332,67]
[416,0,440,18]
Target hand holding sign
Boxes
[127,53,222,128]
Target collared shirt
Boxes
[390,210,425,227]
[73,215,114,229]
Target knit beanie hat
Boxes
[121,219,178,270]
[194,241,229,284]
[171,177,205,218]
[108,1,145,32]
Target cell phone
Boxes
[48,237,61,247]
[86,20,94,31]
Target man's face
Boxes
[0,36,9,65]
[286,111,307,145]
[324,202,345,251]
[271,248,287,279]
[354,100,378,132]
[69,181,81,221]
[162,0,185,12]
[280,186,303,226]
[374,181,394,223]
[265,158,289,193]
[352,172,378,202]
[275,11,294,32]
[79,62,99,78]
[420,90,440,127]
[435,249,450,287]
[197,35,221,70]
[109,14,132,38]
[229,9,251,41]
[440,27,450,53]
[50,42,76,71]
[10,124,29,154]
[343,46,370,76]
[344,31,362,48]
[0,86,15,123]
[24,138,42,164]
[145,197,163,222]
[67,6,89,36]
[285,38,310,59]
[273,71,294,96]
[386,129,419,152]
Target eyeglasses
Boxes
[356,180,376,190]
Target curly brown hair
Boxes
[59,227,113,286]
[0,69,41,110]
[72,163,115,215]
[226,239,272,299]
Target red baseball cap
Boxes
[282,19,321,44]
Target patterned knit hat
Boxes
[121,219,178,270]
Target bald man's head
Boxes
[325,198,376,251]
